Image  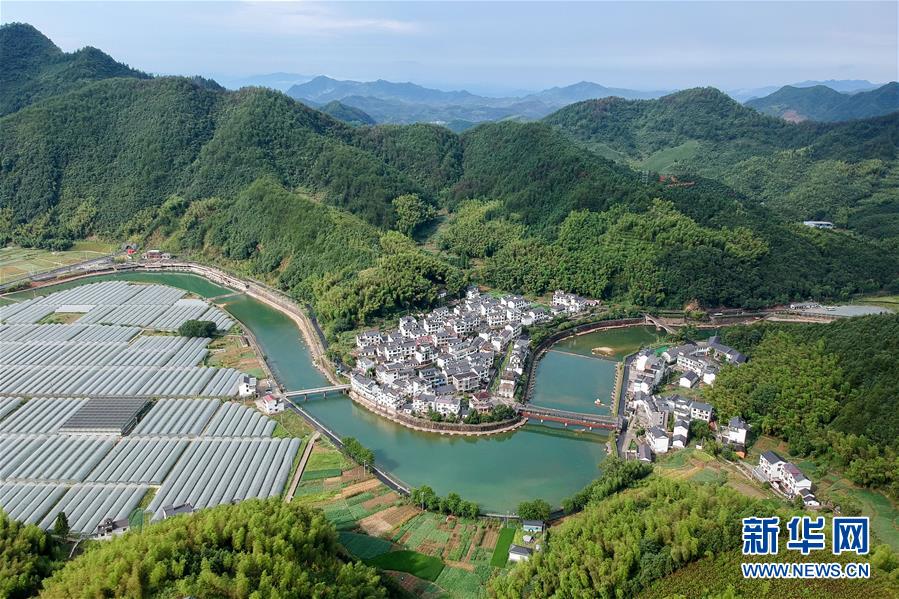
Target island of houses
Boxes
[350,288,595,425]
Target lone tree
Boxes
[52,511,69,538]
[517,498,551,521]
[178,320,217,337]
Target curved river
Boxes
[8,272,662,511]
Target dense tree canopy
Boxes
[709,315,899,497]
[490,477,765,598]
[0,511,61,599]
[0,22,149,116]
[545,88,898,177]
[516,499,551,522]
[392,193,436,237]
[342,437,375,468]
[561,456,654,514]
[409,486,480,519]
[39,500,388,598]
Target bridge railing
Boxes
[284,385,349,397]
[518,405,618,422]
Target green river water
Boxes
[8,273,665,511]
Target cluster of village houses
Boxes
[350,288,595,420]
[627,336,818,507]
[757,450,820,507]
[508,519,545,563]
[629,335,748,459]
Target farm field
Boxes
[269,407,313,439]
[365,550,445,581]
[855,294,899,310]
[639,140,701,173]
[297,442,508,598]
[205,334,265,378]
[0,242,116,281]
[490,526,516,567]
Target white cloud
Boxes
[214,1,422,36]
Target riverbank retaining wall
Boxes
[348,392,525,436]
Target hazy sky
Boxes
[3,1,897,94]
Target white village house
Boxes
[648,426,670,454]
[255,394,284,415]
[758,451,817,505]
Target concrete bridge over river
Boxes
[642,313,676,334]
[517,405,622,431]
[283,384,349,400]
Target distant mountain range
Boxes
[727,79,883,103]
[3,21,898,334]
[281,74,897,126]
[286,75,669,125]
[746,82,899,123]
[214,72,314,92]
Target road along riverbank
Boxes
[139,261,339,385]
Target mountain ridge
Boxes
[0,22,150,116]
[746,82,899,122]
[2,23,897,330]
[287,75,670,124]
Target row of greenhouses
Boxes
[2,334,211,368]
[0,397,22,422]
[0,323,140,344]
[0,400,301,534]
[148,437,301,520]
[0,397,87,434]
[0,282,233,331]
[130,398,221,436]
[0,364,244,397]
[2,435,115,482]
[38,483,149,534]
[1,481,149,535]
[0,279,303,536]
[86,438,191,484]
[203,401,277,437]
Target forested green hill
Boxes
[709,314,899,498]
[544,88,899,242]
[38,500,389,597]
[2,24,898,331]
[746,82,899,123]
[490,474,899,598]
[0,22,149,116]
[319,100,376,125]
